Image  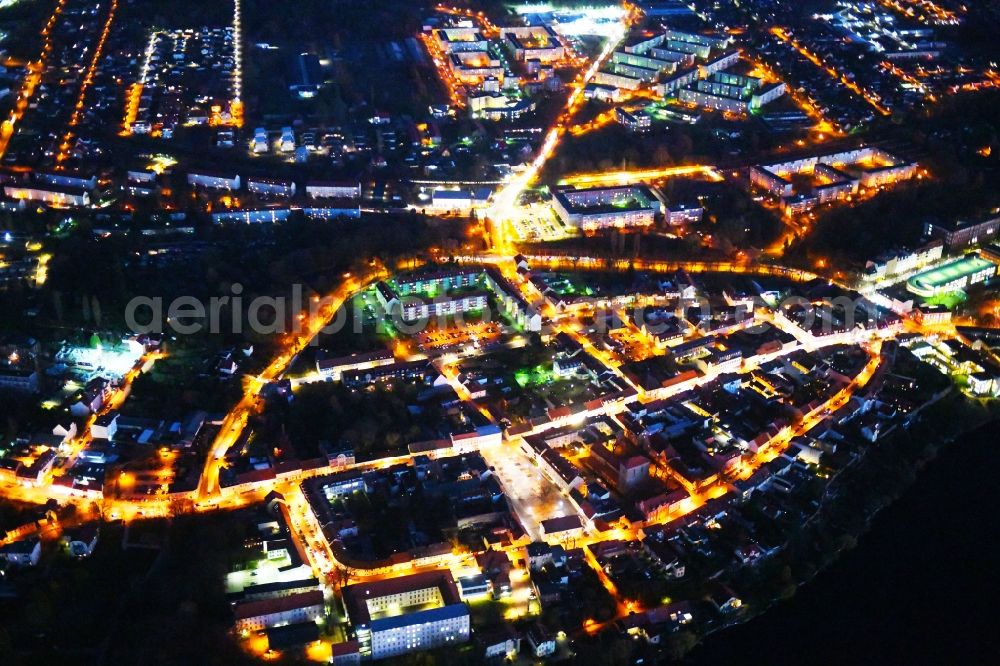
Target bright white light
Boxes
[554,16,625,37]
[512,3,555,12]
[513,4,625,36]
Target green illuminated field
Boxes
[906,256,996,297]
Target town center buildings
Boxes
[341,571,470,659]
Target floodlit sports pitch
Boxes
[906,255,997,298]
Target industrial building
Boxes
[305,181,361,200]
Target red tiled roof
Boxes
[623,455,649,470]
[547,406,571,419]
[330,640,360,657]
[234,468,277,485]
[233,590,324,620]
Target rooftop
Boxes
[232,589,324,620]
[341,570,461,626]
[370,603,468,632]
[907,255,995,294]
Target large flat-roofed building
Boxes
[4,185,90,207]
[315,470,368,499]
[665,38,712,59]
[212,207,292,224]
[664,29,731,51]
[657,67,701,95]
[503,26,565,63]
[646,46,738,101]
[342,359,433,388]
[624,28,730,58]
[611,50,678,76]
[247,177,296,197]
[666,201,705,226]
[0,537,41,567]
[612,39,780,114]
[303,205,362,220]
[751,146,918,215]
[593,68,644,91]
[695,70,757,97]
[696,49,740,77]
[435,27,490,53]
[678,72,785,114]
[316,349,395,381]
[649,47,694,67]
[906,254,997,298]
[749,164,793,198]
[391,267,482,296]
[374,267,540,331]
[35,170,97,191]
[680,82,749,113]
[233,590,325,632]
[187,171,241,190]
[386,290,490,322]
[551,185,664,231]
[375,275,488,323]
[342,571,469,660]
[429,187,492,214]
[925,216,1000,250]
[809,164,857,208]
[596,30,729,95]
[450,51,505,85]
[751,82,788,109]
[623,31,671,56]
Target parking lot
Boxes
[510,202,573,242]
[416,321,502,352]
